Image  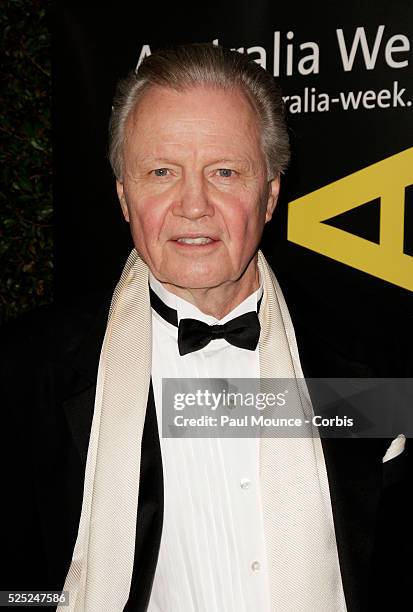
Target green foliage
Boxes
[0,1,52,325]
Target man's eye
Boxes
[216,168,235,178]
[153,168,170,177]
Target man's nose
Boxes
[172,175,214,219]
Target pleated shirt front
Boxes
[148,275,271,612]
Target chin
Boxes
[164,268,228,291]
[169,277,224,291]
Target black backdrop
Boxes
[51,0,413,374]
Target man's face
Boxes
[117,84,279,292]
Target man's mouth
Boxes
[176,237,214,245]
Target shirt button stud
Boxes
[251,561,261,573]
[240,478,251,490]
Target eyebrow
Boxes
[206,159,258,173]
[134,156,177,165]
[208,158,253,166]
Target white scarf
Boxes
[60,249,346,611]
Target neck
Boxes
[159,257,260,320]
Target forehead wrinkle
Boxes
[123,85,266,175]
[129,93,260,141]
[130,131,261,160]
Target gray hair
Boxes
[109,43,290,182]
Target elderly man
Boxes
[2,43,408,612]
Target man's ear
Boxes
[265,175,280,223]
[116,180,130,222]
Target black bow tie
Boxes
[178,312,260,356]
[149,286,261,356]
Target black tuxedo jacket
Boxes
[1,291,411,611]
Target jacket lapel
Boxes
[320,437,384,612]
[62,293,111,466]
[124,383,164,611]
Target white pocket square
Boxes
[382,434,406,463]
